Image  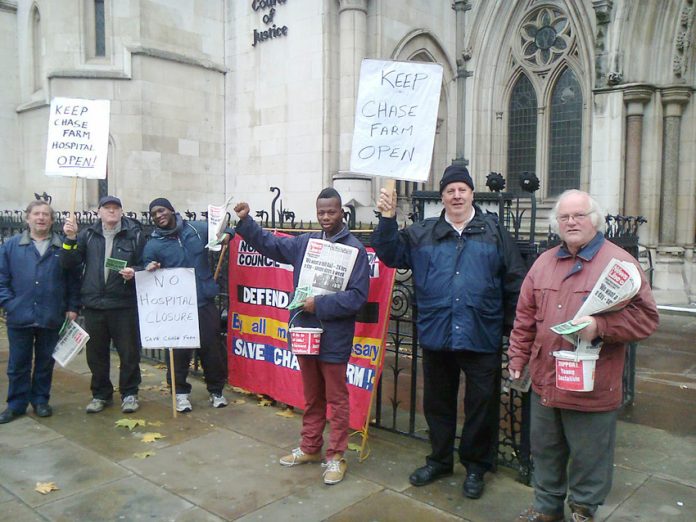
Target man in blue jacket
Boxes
[0,200,80,423]
[143,198,229,413]
[234,188,369,485]
[371,165,526,499]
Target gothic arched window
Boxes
[548,68,582,196]
[507,74,537,194]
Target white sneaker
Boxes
[85,398,112,414]
[209,393,228,408]
[121,395,139,413]
[175,394,192,413]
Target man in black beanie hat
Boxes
[371,165,526,500]
[143,198,231,413]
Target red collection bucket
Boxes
[289,327,322,355]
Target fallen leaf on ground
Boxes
[35,482,59,494]
[147,420,163,427]
[133,451,156,459]
[275,409,295,418]
[141,432,165,443]
[155,364,167,369]
[231,399,246,405]
[347,442,362,452]
[231,386,252,395]
[257,398,273,407]
[115,418,146,431]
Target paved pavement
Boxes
[0,314,695,522]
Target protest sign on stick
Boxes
[349,59,443,206]
[44,97,110,214]
[135,268,200,417]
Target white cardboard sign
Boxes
[45,97,110,179]
[135,268,200,348]
[349,59,443,182]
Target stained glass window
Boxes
[548,69,582,195]
[507,74,537,194]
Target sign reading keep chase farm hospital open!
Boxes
[135,268,200,349]
[350,59,443,182]
[45,97,110,179]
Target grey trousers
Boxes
[530,391,618,516]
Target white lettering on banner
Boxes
[45,97,110,179]
[350,59,443,182]
[240,286,290,308]
[135,268,200,348]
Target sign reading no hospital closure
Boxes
[135,268,200,349]
[350,59,444,182]
[45,97,110,179]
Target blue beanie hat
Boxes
[439,165,474,193]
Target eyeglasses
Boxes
[557,211,593,223]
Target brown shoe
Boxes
[323,454,347,485]
[279,447,322,467]
[569,503,594,522]
[515,506,564,522]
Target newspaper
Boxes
[53,319,90,367]
[206,196,234,251]
[297,239,359,296]
[551,258,642,355]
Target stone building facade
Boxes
[0,0,694,302]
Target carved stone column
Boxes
[452,0,472,167]
[659,87,691,244]
[622,86,653,216]
[337,0,368,172]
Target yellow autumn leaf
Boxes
[231,386,251,395]
[155,364,167,370]
[115,418,146,431]
[347,442,362,452]
[35,481,59,494]
[133,451,156,459]
[275,409,295,418]
[257,398,273,407]
[231,399,246,405]
[147,420,163,427]
[141,432,165,443]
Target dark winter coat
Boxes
[371,206,526,353]
[60,217,145,310]
[0,231,81,329]
[142,214,219,307]
[235,217,370,364]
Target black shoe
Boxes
[463,472,485,499]
[409,464,453,486]
[0,408,24,424]
[34,404,53,418]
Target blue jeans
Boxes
[6,327,59,413]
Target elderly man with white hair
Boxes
[508,190,659,522]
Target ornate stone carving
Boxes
[514,5,573,72]
[673,0,694,79]
[593,0,614,87]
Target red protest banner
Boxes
[227,232,395,431]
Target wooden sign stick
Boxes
[381,179,397,218]
[169,349,178,418]
[70,176,78,218]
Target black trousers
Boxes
[422,348,501,474]
[166,302,228,394]
[83,307,142,400]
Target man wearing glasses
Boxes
[508,189,659,522]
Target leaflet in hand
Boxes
[550,258,642,355]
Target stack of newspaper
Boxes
[550,258,642,355]
[53,319,90,367]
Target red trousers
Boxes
[297,357,349,459]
